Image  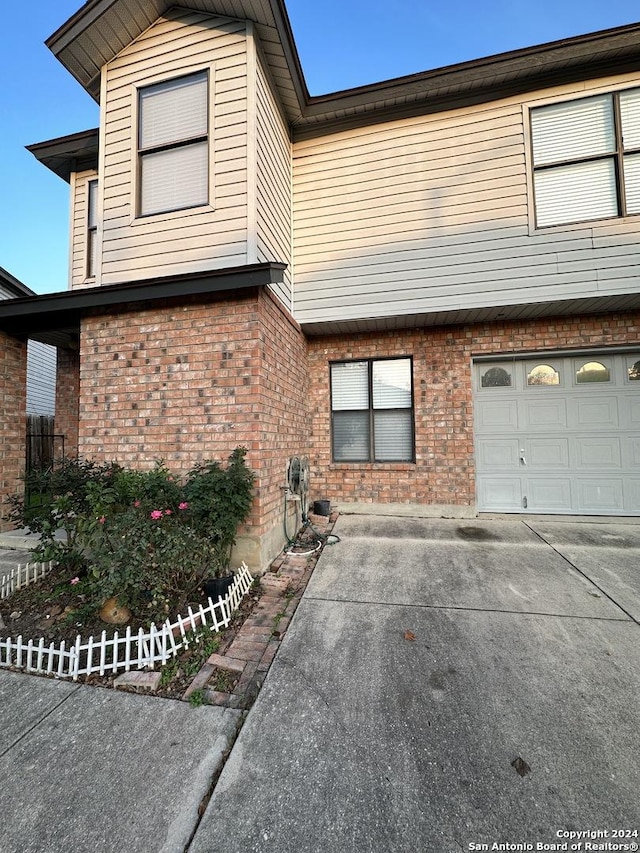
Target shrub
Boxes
[7,449,255,614]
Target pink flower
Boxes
[70,577,80,585]
[178,502,189,510]
[164,509,172,515]
[133,500,141,508]
[150,510,163,520]
[98,516,106,524]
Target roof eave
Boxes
[27,128,100,183]
[0,262,286,346]
[46,0,309,116]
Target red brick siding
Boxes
[308,311,640,508]
[56,348,80,457]
[77,288,308,539]
[0,332,27,531]
[255,289,309,532]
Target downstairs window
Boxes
[330,357,414,462]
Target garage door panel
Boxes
[620,396,640,426]
[625,480,640,511]
[575,479,625,513]
[521,399,567,430]
[570,396,619,429]
[626,438,640,468]
[574,436,622,469]
[475,400,518,430]
[474,352,640,515]
[526,438,570,469]
[476,439,520,471]
[527,478,573,512]
[478,478,522,511]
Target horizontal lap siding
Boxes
[100,10,249,285]
[255,54,292,310]
[292,76,640,325]
[26,342,57,416]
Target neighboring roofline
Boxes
[27,128,99,183]
[0,262,286,344]
[0,266,35,298]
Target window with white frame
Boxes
[330,358,414,462]
[138,71,209,217]
[530,88,640,227]
[87,179,98,278]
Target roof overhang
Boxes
[46,0,308,123]
[45,1,640,139]
[0,267,35,298]
[0,262,286,348]
[27,129,99,183]
[300,293,640,337]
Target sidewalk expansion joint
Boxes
[0,684,82,759]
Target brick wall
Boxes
[56,348,80,457]
[76,288,308,562]
[0,332,27,531]
[307,311,640,509]
[255,289,309,533]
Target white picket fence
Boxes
[0,562,253,681]
[0,560,55,600]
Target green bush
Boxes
[7,449,255,614]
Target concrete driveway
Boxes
[191,515,640,852]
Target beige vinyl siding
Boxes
[100,9,249,285]
[292,76,640,324]
[26,341,57,416]
[70,170,98,289]
[255,50,292,310]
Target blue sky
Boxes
[1,0,639,294]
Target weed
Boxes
[189,689,205,707]
[159,656,179,688]
[210,669,237,693]
[182,630,221,677]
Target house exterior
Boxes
[0,267,56,416]
[1,1,639,568]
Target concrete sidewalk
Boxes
[0,671,241,853]
[0,515,638,852]
[189,516,640,852]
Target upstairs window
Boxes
[87,179,98,278]
[138,71,209,217]
[530,88,640,227]
[331,358,414,462]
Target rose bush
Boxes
[7,449,255,614]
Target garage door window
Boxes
[575,361,610,383]
[481,366,512,387]
[628,360,640,381]
[527,364,560,386]
[330,358,414,462]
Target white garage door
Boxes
[474,352,640,515]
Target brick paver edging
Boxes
[183,512,338,709]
